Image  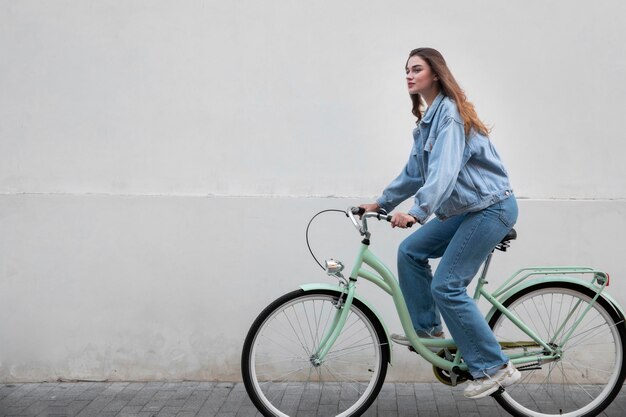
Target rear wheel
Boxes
[241,289,389,417]
[489,283,626,417]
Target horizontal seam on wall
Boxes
[0,192,625,202]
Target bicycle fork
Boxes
[310,263,358,366]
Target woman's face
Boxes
[405,55,437,95]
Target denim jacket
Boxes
[376,93,513,224]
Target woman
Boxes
[360,47,520,399]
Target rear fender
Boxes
[485,276,626,324]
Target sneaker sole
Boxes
[464,384,501,399]
[464,369,521,399]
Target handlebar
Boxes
[305,207,416,270]
[347,206,413,238]
[349,206,392,221]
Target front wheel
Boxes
[241,289,389,417]
[489,282,626,417]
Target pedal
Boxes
[449,366,458,386]
[518,362,542,372]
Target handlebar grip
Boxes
[351,207,366,216]
[381,214,413,227]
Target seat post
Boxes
[474,229,515,299]
[474,250,495,298]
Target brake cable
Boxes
[305,209,348,271]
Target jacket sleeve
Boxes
[376,143,424,213]
[407,117,465,224]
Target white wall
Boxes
[1,0,625,382]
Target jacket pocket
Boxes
[498,197,518,228]
[446,168,480,211]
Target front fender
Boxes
[300,283,393,364]
[485,276,626,324]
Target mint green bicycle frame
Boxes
[312,215,613,376]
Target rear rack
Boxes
[492,266,609,298]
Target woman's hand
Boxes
[390,212,417,229]
[359,203,381,214]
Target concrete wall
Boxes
[1,0,625,382]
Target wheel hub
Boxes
[309,354,322,367]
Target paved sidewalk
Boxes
[1,381,625,417]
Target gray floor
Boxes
[1,381,625,417]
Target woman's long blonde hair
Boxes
[407,48,490,136]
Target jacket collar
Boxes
[419,93,445,125]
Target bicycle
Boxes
[241,207,626,417]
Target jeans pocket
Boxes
[498,197,518,228]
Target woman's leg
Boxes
[397,214,465,335]
[430,197,518,379]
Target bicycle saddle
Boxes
[496,228,516,252]
[501,228,517,244]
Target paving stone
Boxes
[219,389,247,412]
[179,391,210,412]
[196,388,229,415]
[233,405,259,417]
[416,399,438,412]
[377,384,396,399]
[156,406,180,417]
[176,412,197,417]
[292,410,315,417]
[376,397,397,411]
[397,394,417,411]
[117,405,144,417]
[194,382,215,391]
[395,383,415,396]
[74,397,114,417]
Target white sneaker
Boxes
[390,332,444,353]
[390,333,412,346]
[463,361,521,399]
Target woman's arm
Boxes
[375,143,424,213]
[408,117,465,224]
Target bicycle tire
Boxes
[488,282,626,417]
[241,288,389,417]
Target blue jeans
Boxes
[397,196,518,379]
